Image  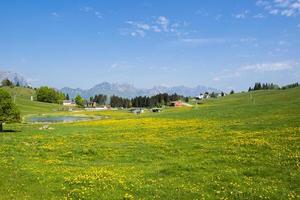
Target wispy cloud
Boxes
[108,62,132,72]
[178,37,257,46]
[240,61,298,72]
[123,16,189,37]
[213,61,298,81]
[124,21,149,37]
[195,9,223,21]
[253,13,266,18]
[27,78,39,83]
[213,72,241,81]
[51,12,59,17]
[234,10,250,19]
[80,6,94,12]
[156,16,169,32]
[256,0,300,17]
[195,9,209,17]
[215,14,223,21]
[80,6,103,19]
[180,38,227,45]
[94,11,103,19]
[110,62,126,69]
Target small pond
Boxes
[28,115,94,123]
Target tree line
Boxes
[281,82,299,90]
[92,93,188,108]
[131,93,188,108]
[90,94,107,105]
[248,82,299,91]
[110,95,131,108]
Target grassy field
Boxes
[2,86,63,116]
[0,87,299,199]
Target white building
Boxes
[195,94,204,100]
[63,100,76,106]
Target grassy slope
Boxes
[0,88,299,199]
[2,86,62,115]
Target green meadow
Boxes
[0,87,299,199]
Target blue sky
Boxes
[0,0,300,91]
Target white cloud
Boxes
[94,11,103,19]
[179,37,257,46]
[81,6,103,19]
[253,13,266,18]
[27,78,39,83]
[180,38,226,45]
[281,9,295,16]
[235,10,249,19]
[152,25,161,32]
[256,0,300,17]
[156,16,170,32]
[132,30,146,37]
[110,63,119,69]
[109,62,132,71]
[51,12,59,17]
[241,61,298,72]
[195,9,209,16]
[213,61,298,81]
[125,21,151,37]
[269,9,279,14]
[195,9,223,21]
[126,21,151,30]
[80,6,94,12]
[215,14,223,21]
[213,72,241,81]
[124,16,188,37]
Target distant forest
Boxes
[93,93,188,108]
[248,82,299,91]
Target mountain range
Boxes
[61,82,220,99]
[0,70,220,98]
[0,71,29,86]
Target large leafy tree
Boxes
[36,86,65,104]
[0,88,21,132]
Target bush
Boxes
[75,95,85,108]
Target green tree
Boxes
[75,95,85,108]
[230,90,235,94]
[1,79,13,87]
[0,88,21,132]
[36,86,65,104]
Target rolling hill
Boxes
[2,86,62,115]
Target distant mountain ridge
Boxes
[0,71,29,86]
[61,82,220,99]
